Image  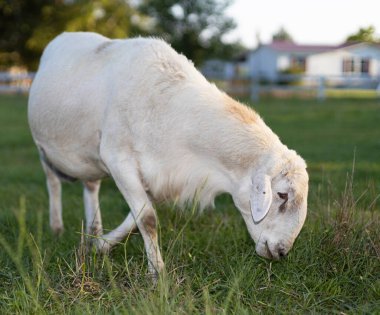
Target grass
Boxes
[0,94,379,314]
[325,89,380,99]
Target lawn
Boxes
[0,94,379,314]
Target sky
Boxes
[225,0,380,48]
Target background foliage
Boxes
[0,0,243,70]
[1,1,379,70]
[345,25,380,43]
[138,0,244,65]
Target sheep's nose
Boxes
[278,248,287,258]
[276,244,288,259]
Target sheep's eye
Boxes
[278,192,288,212]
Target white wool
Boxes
[30,32,303,209]
[29,32,309,263]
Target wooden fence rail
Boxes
[1,71,380,101]
[0,72,35,94]
[220,75,380,101]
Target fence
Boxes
[219,75,380,101]
[0,71,35,94]
[1,71,380,101]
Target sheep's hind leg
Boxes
[40,159,64,235]
[83,180,103,237]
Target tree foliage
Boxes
[0,0,49,68]
[0,0,242,70]
[0,0,139,70]
[272,27,293,42]
[346,26,379,43]
[137,0,242,65]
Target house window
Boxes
[361,58,370,74]
[342,58,355,73]
[291,56,306,72]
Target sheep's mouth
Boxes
[257,241,281,260]
[264,241,274,259]
[256,240,278,260]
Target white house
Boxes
[201,41,380,90]
[201,54,250,80]
[247,41,334,81]
[306,42,380,78]
[200,59,236,80]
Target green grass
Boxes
[325,89,380,99]
[0,94,379,314]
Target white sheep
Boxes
[28,32,309,278]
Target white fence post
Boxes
[317,76,326,101]
[250,78,260,102]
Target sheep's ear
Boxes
[250,173,273,223]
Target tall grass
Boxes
[0,95,379,313]
[0,180,378,314]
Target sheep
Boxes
[28,32,309,278]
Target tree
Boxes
[138,0,241,65]
[272,27,293,42]
[1,0,243,69]
[346,26,379,43]
[0,0,140,70]
[0,0,51,69]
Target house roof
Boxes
[267,41,335,53]
[267,41,380,52]
[336,41,380,50]
[245,41,380,60]
[307,42,380,57]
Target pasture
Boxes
[0,94,379,314]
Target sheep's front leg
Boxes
[83,180,103,236]
[40,158,63,235]
[95,212,137,251]
[96,155,164,278]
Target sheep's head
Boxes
[233,150,309,260]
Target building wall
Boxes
[248,46,278,81]
[307,50,352,76]
[350,46,380,76]
[277,54,291,71]
[307,45,380,77]
[249,48,325,80]
[350,45,380,59]
[369,59,379,76]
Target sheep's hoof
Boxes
[86,225,103,238]
[51,224,64,236]
[148,272,159,286]
[148,262,165,285]
[94,238,112,254]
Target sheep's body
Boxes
[30,33,276,207]
[28,33,309,277]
